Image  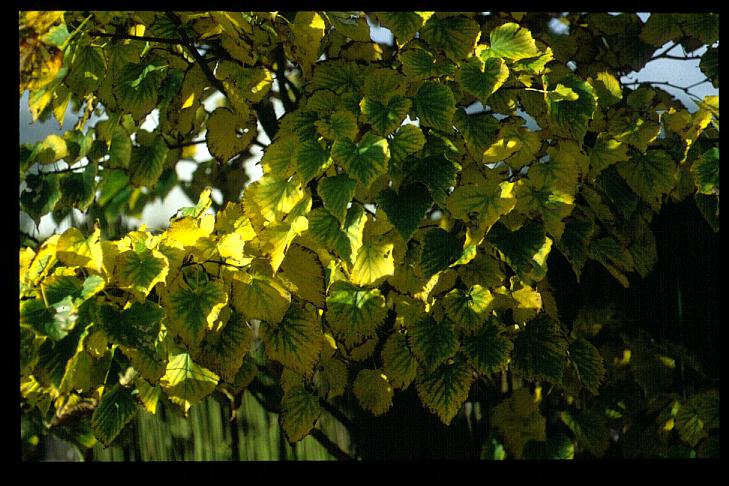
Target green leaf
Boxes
[557,214,596,281]
[413,81,456,131]
[318,174,356,224]
[399,48,456,80]
[420,228,464,279]
[691,147,719,195]
[409,315,459,369]
[640,13,682,47]
[523,433,574,460]
[415,358,474,425]
[279,244,326,308]
[545,75,597,144]
[206,107,255,164]
[402,155,461,207]
[491,388,546,459]
[165,276,228,349]
[462,323,513,376]
[487,222,552,282]
[569,338,606,395]
[65,45,106,96]
[295,139,331,184]
[593,71,623,108]
[547,83,579,102]
[115,248,169,300]
[91,384,137,447]
[388,124,426,163]
[421,14,481,61]
[316,110,358,141]
[263,304,322,377]
[196,311,252,383]
[381,332,419,389]
[56,163,97,212]
[230,273,291,324]
[350,237,395,286]
[616,150,676,210]
[115,62,166,120]
[560,409,610,457]
[20,173,61,226]
[694,193,719,232]
[129,134,169,187]
[260,134,298,176]
[248,176,305,223]
[374,12,432,46]
[325,12,372,42]
[488,22,539,60]
[453,109,500,161]
[443,285,493,334]
[280,384,321,443]
[20,299,72,341]
[512,314,567,384]
[360,95,412,136]
[310,60,363,94]
[377,182,432,242]
[98,301,164,354]
[316,356,348,399]
[458,57,509,102]
[331,132,390,188]
[307,206,366,266]
[160,350,219,413]
[291,11,326,78]
[108,127,132,168]
[325,281,387,346]
[353,368,394,416]
[447,177,517,231]
[675,390,720,447]
[588,135,630,180]
[699,46,719,88]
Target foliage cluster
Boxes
[19,11,719,459]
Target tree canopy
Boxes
[19,11,719,460]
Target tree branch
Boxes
[622,80,705,100]
[89,31,184,45]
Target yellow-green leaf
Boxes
[353,368,394,416]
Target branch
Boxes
[165,12,230,98]
[89,31,184,45]
[166,138,207,150]
[622,80,705,101]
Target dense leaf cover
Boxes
[19,11,719,459]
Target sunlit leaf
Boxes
[165,274,228,349]
[160,350,219,413]
[488,22,539,60]
[413,81,456,131]
[458,57,509,103]
[325,281,387,346]
[331,132,390,188]
[381,332,419,389]
[421,14,480,61]
[353,368,394,416]
[91,384,137,447]
[263,303,322,377]
[318,174,356,224]
[230,272,291,324]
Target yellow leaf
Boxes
[292,12,326,78]
[56,226,103,273]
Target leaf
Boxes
[694,193,719,232]
[375,12,432,47]
[247,176,305,223]
[560,409,610,457]
[399,48,456,80]
[691,147,719,195]
[230,273,291,324]
[160,350,219,413]
[128,134,169,187]
[292,11,326,78]
[331,132,390,188]
[447,178,516,231]
[295,139,331,183]
[402,154,462,207]
[569,338,606,395]
[699,46,718,88]
[512,314,567,384]
[458,57,509,102]
[317,110,359,141]
[359,95,412,135]
[491,388,546,459]
[280,384,321,443]
[307,206,366,266]
[593,71,622,108]
[353,368,394,416]
[196,311,252,383]
[546,75,597,144]
[258,214,311,272]
[165,276,228,349]
[388,124,426,163]
[675,389,720,447]
[523,433,574,460]
[261,134,298,176]
[377,182,433,242]
[415,358,474,425]
[421,14,480,62]
[588,135,630,180]
[486,222,552,282]
[318,174,356,224]
[310,60,363,94]
[115,62,166,120]
[206,107,254,163]
[443,286,493,334]
[20,172,61,226]
[65,45,106,96]
[409,315,459,369]
[20,299,71,341]
[279,245,326,308]
[56,226,103,273]
[91,385,137,447]
[381,332,419,389]
[325,12,372,42]
[413,81,456,131]
[616,150,676,211]
[488,22,539,60]
[453,109,500,161]
[325,281,387,346]
[263,303,322,377]
[350,238,395,287]
[462,324,513,376]
[420,228,464,279]
[315,356,348,399]
[114,248,169,301]
[98,301,164,354]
